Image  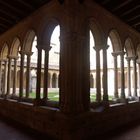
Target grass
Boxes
[27,92,59,101]
[27,92,114,102]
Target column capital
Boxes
[25,52,33,56]
[2,59,8,62]
[93,46,101,51]
[19,50,26,55]
[137,59,140,64]
[112,52,118,57]
[112,51,126,56]
[131,56,137,61]
[125,57,131,61]
[119,51,126,56]
[36,45,43,51]
[7,55,19,59]
[44,46,52,52]
[102,45,109,50]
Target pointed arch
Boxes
[0,43,9,59]
[10,37,21,57]
[108,29,122,52]
[90,74,94,88]
[23,30,36,53]
[52,73,57,88]
[137,44,140,60]
[89,19,105,47]
[38,18,60,47]
[124,37,135,57]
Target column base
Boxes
[4,94,12,100]
[112,97,120,102]
[133,96,140,101]
[33,99,45,106]
[0,94,5,98]
[102,101,110,109]
[120,98,128,104]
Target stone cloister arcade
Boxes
[0,0,140,140]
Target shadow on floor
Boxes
[0,116,55,140]
[93,120,140,140]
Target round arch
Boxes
[108,29,122,52]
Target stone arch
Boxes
[38,18,60,48]
[0,43,9,59]
[90,74,94,88]
[41,72,44,88]
[10,37,21,57]
[48,72,51,88]
[108,29,122,52]
[52,73,57,88]
[137,44,140,60]
[124,37,135,57]
[23,30,36,53]
[17,70,20,89]
[89,18,105,48]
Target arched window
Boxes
[52,73,57,88]
[90,74,94,88]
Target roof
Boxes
[0,0,51,34]
[94,0,140,33]
[0,0,139,35]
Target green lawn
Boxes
[28,92,113,102]
[28,92,59,101]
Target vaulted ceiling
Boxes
[0,0,139,35]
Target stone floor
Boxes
[0,117,53,140]
[94,120,140,140]
[1,117,140,140]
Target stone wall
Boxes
[0,98,140,140]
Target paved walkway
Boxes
[1,117,140,140]
[94,120,140,140]
[0,118,53,140]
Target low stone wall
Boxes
[0,98,140,140]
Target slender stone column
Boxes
[126,57,131,96]
[26,53,32,98]
[13,58,18,95]
[7,57,12,96]
[43,47,51,99]
[50,74,52,88]
[120,52,126,99]
[103,45,109,103]
[36,46,42,100]
[3,60,8,95]
[0,60,2,95]
[19,51,25,98]
[137,62,140,96]
[112,53,119,99]
[56,76,59,88]
[132,57,137,97]
[94,47,101,102]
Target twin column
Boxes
[94,45,109,103]
[112,52,138,100]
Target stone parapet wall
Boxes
[0,99,140,140]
